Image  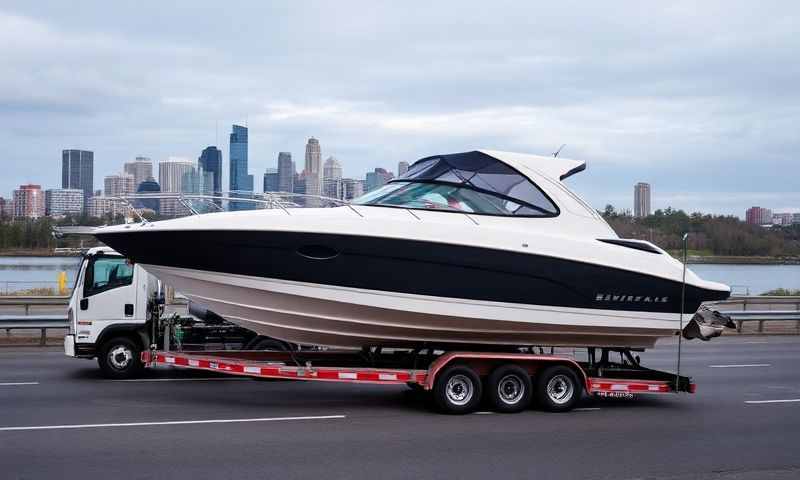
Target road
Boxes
[0,337,799,480]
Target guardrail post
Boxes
[758,320,764,333]
[736,320,743,333]
[25,304,30,315]
[40,328,46,346]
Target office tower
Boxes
[341,178,364,200]
[277,152,294,193]
[633,182,651,218]
[293,174,306,195]
[365,168,394,192]
[323,156,343,198]
[12,184,45,219]
[62,149,94,207]
[159,158,195,216]
[182,167,214,195]
[745,207,773,226]
[398,161,409,176]
[123,157,153,189]
[198,146,223,196]
[135,177,161,214]
[86,197,116,218]
[304,137,322,195]
[229,125,252,192]
[263,168,279,193]
[772,213,793,226]
[45,189,84,217]
[104,173,136,198]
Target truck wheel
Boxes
[432,364,482,414]
[487,364,532,413]
[534,365,581,412]
[98,337,144,379]
[246,336,292,351]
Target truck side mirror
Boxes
[80,298,89,311]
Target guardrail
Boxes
[0,296,70,345]
[710,296,800,333]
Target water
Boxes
[688,264,800,295]
[0,256,797,296]
[0,256,82,294]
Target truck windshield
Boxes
[84,256,134,297]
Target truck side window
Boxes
[84,257,134,297]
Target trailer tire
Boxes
[487,364,532,413]
[246,336,292,351]
[432,364,482,414]
[98,336,143,379]
[534,365,581,412]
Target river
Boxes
[0,256,798,296]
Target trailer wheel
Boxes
[246,336,292,351]
[535,365,581,412]
[98,337,143,379]
[487,364,532,413]
[432,364,482,414]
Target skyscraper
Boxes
[323,156,343,198]
[365,168,394,192]
[45,189,84,217]
[62,149,94,207]
[198,146,223,196]
[104,173,136,198]
[277,152,294,193]
[263,168,279,193]
[304,137,322,195]
[229,125,252,192]
[745,206,773,226]
[398,161,409,176]
[159,158,195,216]
[123,157,153,189]
[634,182,651,218]
[13,184,45,219]
[135,177,161,214]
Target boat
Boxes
[94,150,730,349]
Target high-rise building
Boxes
[62,149,94,207]
[13,184,45,219]
[277,152,294,193]
[159,158,195,216]
[104,173,136,198]
[773,213,794,226]
[398,161,409,176]
[293,174,306,195]
[745,207,773,226]
[198,146,223,196]
[45,189,84,217]
[123,157,153,189]
[365,168,394,192]
[263,168,279,193]
[229,125,252,192]
[793,213,800,225]
[135,177,161,214]
[323,156,343,198]
[182,167,214,195]
[86,196,116,218]
[341,178,364,200]
[304,137,322,195]
[633,182,651,218]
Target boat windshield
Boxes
[353,151,558,216]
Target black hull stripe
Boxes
[95,230,729,314]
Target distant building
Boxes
[398,161,409,176]
[745,207,773,226]
[123,157,153,189]
[135,177,161,214]
[182,167,214,196]
[104,173,136,198]
[304,138,322,196]
[0,197,7,218]
[277,152,294,193]
[62,149,94,208]
[229,125,252,192]
[293,174,306,195]
[198,146,223,196]
[159,158,195,216]
[45,188,84,217]
[365,168,394,192]
[13,184,45,219]
[86,196,118,218]
[773,212,794,226]
[341,178,364,200]
[634,182,651,218]
[793,213,800,225]
[263,168,279,193]
[323,156,343,198]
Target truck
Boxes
[65,247,695,414]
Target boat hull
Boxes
[145,264,682,349]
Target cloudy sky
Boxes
[1,1,798,216]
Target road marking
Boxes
[0,415,346,432]
[474,411,494,415]
[574,407,601,411]
[109,377,250,382]
[708,364,771,368]
[0,382,39,386]
[745,399,800,405]
[742,341,769,344]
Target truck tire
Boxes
[98,337,144,379]
[432,364,482,414]
[534,365,581,412]
[487,364,532,413]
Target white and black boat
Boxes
[94,150,730,349]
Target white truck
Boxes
[63,247,282,379]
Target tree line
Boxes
[601,206,800,257]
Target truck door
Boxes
[76,255,139,342]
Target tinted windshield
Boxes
[352,151,558,216]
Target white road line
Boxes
[0,415,346,432]
[108,377,249,382]
[742,341,769,344]
[708,364,771,368]
[474,411,494,415]
[0,382,39,386]
[573,407,601,411]
[745,399,800,405]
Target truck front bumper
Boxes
[64,335,96,358]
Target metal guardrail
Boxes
[711,296,800,333]
[0,296,70,345]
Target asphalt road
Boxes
[1,337,799,480]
